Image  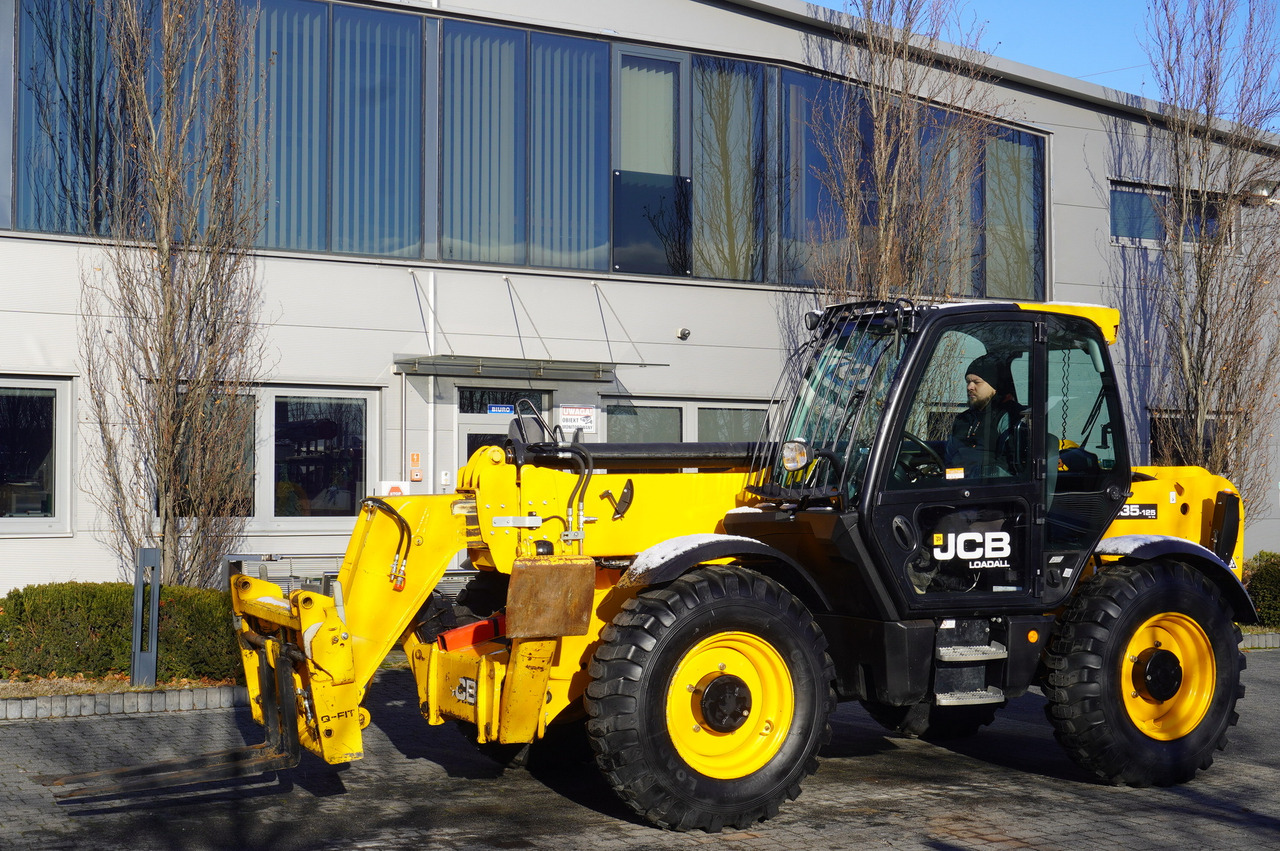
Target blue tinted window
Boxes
[257,0,328,252]
[16,1,120,235]
[781,70,844,286]
[530,34,609,270]
[983,127,1045,300]
[612,171,691,275]
[441,21,527,264]
[1111,187,1163,240]
[612,52,690,276]
[332,6,422,257]
[692,57,768,282]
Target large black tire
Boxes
[1043,559,1246,786]
[861,699,1000,740]
[584,566,835,832]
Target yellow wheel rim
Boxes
[1120,612,1215,740]
[665,631,795,780]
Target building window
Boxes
[8,1,1050,295]
[273,394,367,518]
[1111,183,1224,244]
[0,378,70,534]
[606,404,682,442]
[0,0,13,231]
[256,0,329,252]
[15,0,119,235]
[530,33,610,271]
[1111,186,1163,241]
[778,66,1046,298]
[612,49,691,276]
[458,388,548,415]
[780,70,842,286]
[982,127,1046,300]
[1148,410,1228,469]
[331,5,423,257]
[606,400,770,442]
[692,57,771,282]
[441,20,527,265]
[697,407,767,442]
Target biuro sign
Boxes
[932,531,1012,567]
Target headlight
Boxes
[781,440,810,472]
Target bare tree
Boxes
[1140,0,1280,521]
[804,0,1006,303]
[73,0,269,586]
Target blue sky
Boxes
[952,1,1155,97]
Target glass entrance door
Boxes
[456,387,550,468]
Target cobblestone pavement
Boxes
[2,650,1277,851]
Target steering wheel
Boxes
[896,431,944,482]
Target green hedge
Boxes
[0,582,242,682]
[1245,551,1280,629]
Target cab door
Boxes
[867,315,1045,610]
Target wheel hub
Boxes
[1133,647,1183,702]
[700,674,752,733]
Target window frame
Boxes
[602,397,771,443]
[0,376,72,536]
[254,385,380,533]
[610,44,692,277]
[0,0,13,231]
[1110,180,1229,248]
[1148,407,1232,470]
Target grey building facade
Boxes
[0,0,1272,592]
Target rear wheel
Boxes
[585,566,834,832]
[861,700,999,740]
[1043,560,1245,786]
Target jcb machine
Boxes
[50,300,1255,832]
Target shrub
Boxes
[0,582,242,683]
[1245,551,1280,629]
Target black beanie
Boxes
[966,354,1013,395]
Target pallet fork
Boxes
[38,645,301,799]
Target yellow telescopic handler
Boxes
[47,300,1256,832]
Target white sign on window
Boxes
[559,404,597,434]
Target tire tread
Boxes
[585,565,835,831]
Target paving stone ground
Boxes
[1,650,1277,851]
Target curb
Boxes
[1243,632,1280,650]
[0,685,249,723]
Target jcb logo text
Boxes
[932,531,1011,562]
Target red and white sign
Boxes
[559,404,597,434]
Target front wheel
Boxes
[585,566,834,832]
[1043,560,1245,786]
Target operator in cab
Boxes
[944,354,1026,479]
